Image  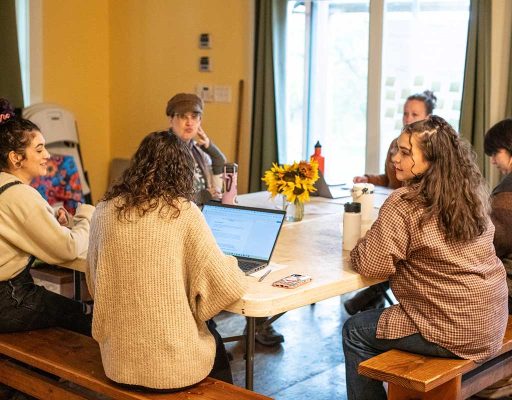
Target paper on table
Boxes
[249,262,288,278]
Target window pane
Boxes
[309,0,369,184]
[283,1,307,164]
[379,0,470,167]
[284,1,369,183]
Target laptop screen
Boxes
[202,203,285,262]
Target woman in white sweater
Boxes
[0,98,94,335]
[86,131,246,391]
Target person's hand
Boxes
[56,207,70,226]
[353,175,369,183]
[196,126,210,148]
[208,186,222,200]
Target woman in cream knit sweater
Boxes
[86,131,246,390]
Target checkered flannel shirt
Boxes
[351,187,508,362]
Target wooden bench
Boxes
[358,316,512,399]
[0,327,272,400]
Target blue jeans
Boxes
[342,308,457,400]
[0,266,91,336]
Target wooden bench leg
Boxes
[0,359,89,400]
[387,375,462,400]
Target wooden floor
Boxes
[215,293,355,400]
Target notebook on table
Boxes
[202,202,286,275]
[313,171,351,199]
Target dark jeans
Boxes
[0,266,91,336]
[207,319,233,384]
[342,308,458,400]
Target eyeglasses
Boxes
[173,112,201,122]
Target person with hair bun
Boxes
[86,131,246,390]
[343,116,508,400]
[0,98,93,336]
[353,90,437,189]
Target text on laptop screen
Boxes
[202,204,284,261]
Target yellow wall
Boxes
[40,0,253,201]
[109,0,254,194]
[42,0,110,203]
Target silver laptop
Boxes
[313,171,351,199]
[202,202,286,275]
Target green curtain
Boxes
[507,22,512,118]
[459,0,491,179]
[249,0,288,192]
[0,0,24,108]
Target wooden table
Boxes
[230,191,390,389]
[62,189,391,390]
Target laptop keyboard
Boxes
[238,260,265,273]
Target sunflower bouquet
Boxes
[262,160,319,204]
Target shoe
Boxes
[344,286,384,315]
[255,324,285,346]
[360,296,385,313]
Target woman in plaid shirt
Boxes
[343,116,508,400]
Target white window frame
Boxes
[290,0,469,176]
[15,0,42,106]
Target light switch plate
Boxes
[196,85,214,102]
[214,85,232,103]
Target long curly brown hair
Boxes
[400,115,490,241]
[103,131,195,220]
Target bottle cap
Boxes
[352,183,375,194]
[344,202,361,213]
[223,163,238,173]
[314,140,322,148]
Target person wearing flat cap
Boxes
[166,93,285,347]
[166,93,225,203]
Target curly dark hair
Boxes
[103,131,196,220]
[400,115,490,241]
[0,98,40,171]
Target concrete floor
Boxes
[214,293,355,400]
[215,293,503,400]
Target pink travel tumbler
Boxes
[221,163,238,205]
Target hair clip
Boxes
[0,113,11,123]
[421,129,437,138]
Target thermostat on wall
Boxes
[199,56,212,72]
[199,33,211,49]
